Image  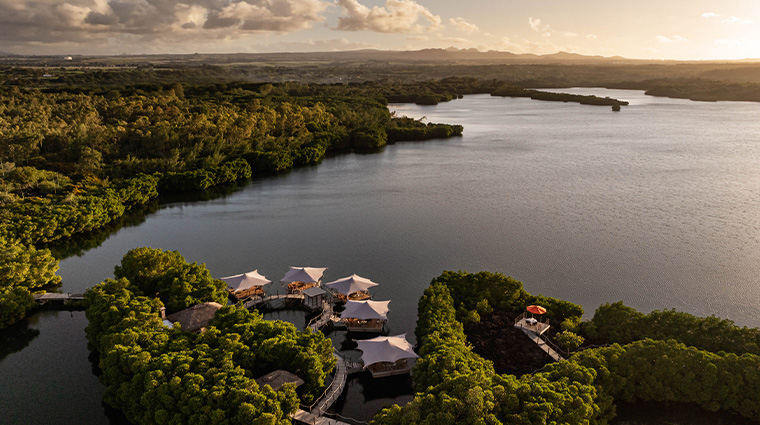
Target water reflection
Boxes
[0,320,40,364]
[260,307,309,330]
[46,201,158,260]
[46,180,251,261]
[332,373,414,422]
[612,402,751,425]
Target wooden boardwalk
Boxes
[244,293,304,309]
[292,410,352,425]
[249,293,361,424]
[519,329,564,362]
[513,313,563,362]
[307,300,335,332]
[33,293,85,304]
[293,351,353,425]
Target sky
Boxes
[1,0,759,60]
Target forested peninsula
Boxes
[373,271,760,424]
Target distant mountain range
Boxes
[1,48,756,67]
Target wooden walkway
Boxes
[513,313,563,362]
[244,293,304,309]
[292,411,352,425]
[519,329,564,362]
[293,351,352,424]
[33,293,85,304]
[307,300,335,332]
[248,294,361,424]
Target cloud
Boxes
[701,12,753,24]
[449,17,478,34]
[528,17,574,38]
[0,0,329,47]
[335,0,441,33]
[528,17,545,32]
[656,35,689,44]
[720,16,753,25]
[586,34,597,40]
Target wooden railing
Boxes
[244,292,303,309]
[306,300,334,332]
[300,349,347,415]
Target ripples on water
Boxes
[3,89,759,424]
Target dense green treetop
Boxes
[0,236,60,327]
[429,270,584,325]
[583,301,760,356]
[374,271,760,424]
[85,251,335,425]
[114,247,228,313]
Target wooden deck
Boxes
[366,359,412,378]
[514,313,551,336]
[343,318,385,333]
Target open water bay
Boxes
[1,89,759,424]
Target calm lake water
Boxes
[2,89,759,424]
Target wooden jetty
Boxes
[33,293,85,305]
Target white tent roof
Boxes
[356,334,419,367]
[324,274,379,295]
[341,300,390,320]
[220,270,272,291]
[281,266,327,283]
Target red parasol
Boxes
[526,305,547,315]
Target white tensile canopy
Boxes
[356,334,419,367]
[341,300,390,320]
[281,266,327,283]
[220,270,272,291]
[323,274,379,295]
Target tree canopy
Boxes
[85,251,335,425]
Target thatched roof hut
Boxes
[165,302,223,332]
[255,370,304,391]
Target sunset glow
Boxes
[1,0,758,59]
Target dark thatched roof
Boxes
[165,302,223,332]
[255,370,304,391]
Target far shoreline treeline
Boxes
[5,50,760,102]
